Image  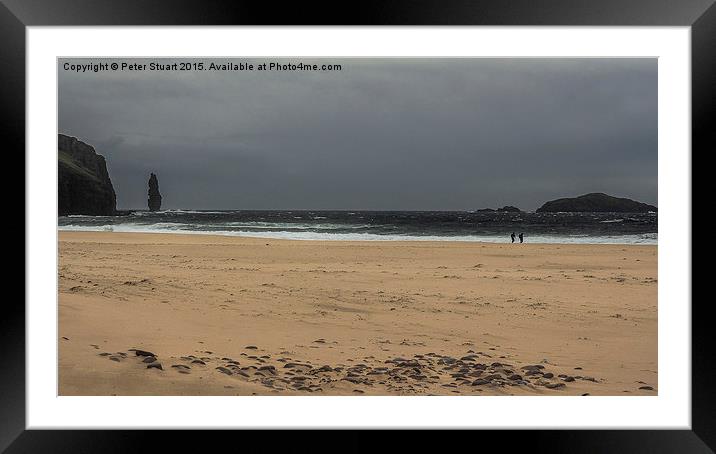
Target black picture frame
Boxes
[5,0,709,451]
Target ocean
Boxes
[58,210,657,244]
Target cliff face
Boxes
[536,193,657,213]
[58,134,117,216]
[148,173,162,211]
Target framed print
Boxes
[7,0,711,451]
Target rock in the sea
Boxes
[476,207,521,213]
[536,193,657,213]
[58,134,116,216]
[148,173,162,211]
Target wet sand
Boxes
[58,231,657,396]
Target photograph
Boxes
[5,0,708,446]
[57,57,658,397]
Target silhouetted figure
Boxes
[519,233,524,243]
[511,232,516,243]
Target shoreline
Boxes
[57,228,658,246]
[59,231,657,396]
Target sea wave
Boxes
[131,209,228,216]
[221,221,373,230]
[57,223,657,244]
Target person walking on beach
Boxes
[519,233,524,243]
[511,232,516,243]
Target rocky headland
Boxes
[58,134,116,216]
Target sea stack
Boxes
[148,173,162,211]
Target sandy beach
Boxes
[58,231,657,396]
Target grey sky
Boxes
[58,58,657,211]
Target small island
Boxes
[536,193,657,213]
[476,206,522,213]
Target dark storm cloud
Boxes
[58,58,657,211]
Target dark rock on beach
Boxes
[58,134,116,216]
[123,346,602,395]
